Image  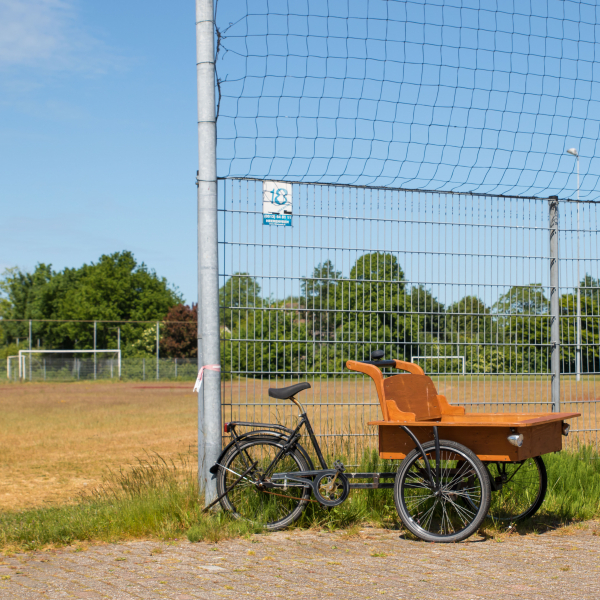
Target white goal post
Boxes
[7,355,19,380]
[17,349,121,380]
[412,355,466,376]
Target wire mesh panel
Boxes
[218,178,599,459]
[559,201,600,446]
[2,356,200,382]
[16,354,121,382]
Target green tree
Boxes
[492,284,549,373]
[493,284,548,317]
[560,275,600,374]
[300,260,341,337]
[334,252,408,361]
[406,285,445,336]
[1,251,181,352]
[219,272,261,330]
[446,296,490,338]
[581,275,600,299]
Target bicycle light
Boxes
[224,422,231,433]
[507,434,524,447]
[562,422,570,436]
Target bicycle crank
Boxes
[314,471,350,507]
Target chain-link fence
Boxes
[1,356,198,382]
[219,178,599,457]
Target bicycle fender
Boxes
[208,431,314,475]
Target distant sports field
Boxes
[1,377,597,511]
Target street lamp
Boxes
[566,147,581,382]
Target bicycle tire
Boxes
[394,439,491,543]
[486,456,547,522]
[216,435,311,531]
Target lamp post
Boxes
[566,148,581,382]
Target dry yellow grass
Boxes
[0,382,198,511]
[1,375,598,512]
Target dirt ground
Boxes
[1,523,599,599]
[0,382,198,511]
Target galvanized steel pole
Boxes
[117,327,121,379]
[93,321,97,381]
[196,0,221,504]
[549,197,560,412]
[576,155,581,382]
[28,320,32,381]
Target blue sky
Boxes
[1,0,199,302]
[2,0,598,306]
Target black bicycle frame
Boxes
[221,410,437,491]
[254,411,329,481]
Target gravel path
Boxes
[1,522,599,599]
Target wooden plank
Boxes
[437,394,465,416]
[378,422,566,462]
[345,360,388,420]
[519,421,563,458]
[369,411,580,428]
[383,374,442,421]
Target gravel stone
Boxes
[1,523,599,599]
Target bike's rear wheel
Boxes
[216,436,311,530]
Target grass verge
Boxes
[1,447,599,551]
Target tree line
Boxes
[1,251,599,376]
[219,253,600,376]
[0,252,189,359]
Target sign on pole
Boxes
[263,181,292,226]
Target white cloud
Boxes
[0,0,114,72]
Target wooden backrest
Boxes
[346,359,441,421]
[382,374,442,421]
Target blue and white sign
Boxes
[263,181,292,226]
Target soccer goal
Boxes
[17,349,121,382]
[412,356,466,376]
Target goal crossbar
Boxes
[17,349,121,380]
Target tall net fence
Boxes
[219,179,599,455]
[216,0,600,198]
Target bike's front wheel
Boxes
[394,440,491,543]
[216,436,311,530]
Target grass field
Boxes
[1,379,600,550]
[0,382,198,511]
[1,377,598,512]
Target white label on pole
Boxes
[262,181,292,226]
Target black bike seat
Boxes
[268,382,311,400]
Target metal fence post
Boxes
[156,321,160,380]
[117,327,121,379]
[196,0,221,504]
[549,196,560,412]
[93,321,97,380]
[28,320,32,381]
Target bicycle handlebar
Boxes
[355,360,396,367]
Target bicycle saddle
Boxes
[268,382,311,399]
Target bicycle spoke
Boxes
[398,443,489,541]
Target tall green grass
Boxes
[0,454,260,551]
[1,447,599,551]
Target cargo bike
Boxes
[208,352,579,542]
